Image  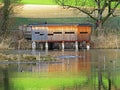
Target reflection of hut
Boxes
[31,51,91,73]
[23,23,92,50]
[13,51,90,73]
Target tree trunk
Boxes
[97,21,103,30]
[97,0,103,30]
[0,0,10,36]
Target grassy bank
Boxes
[0,53,56,61]
[13,17,91,29]
[9,72,120,90]
[13,17,120,30]
[10,75,87,90]
[9,72,88,90]
[0,0,56,5]
[21,0,56,5]
[20,0,120,8]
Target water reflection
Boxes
[0,65,10,90]
[0,49,120,90]
[6,50,91,73]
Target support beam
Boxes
[86,43,90,50]
[75,41,78,51]
[40,43,43,50]
[32,41,36,50]
[45,42,48,51]
[62,41,64,51]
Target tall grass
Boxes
[9,72,120,90]
[91,30,120,49]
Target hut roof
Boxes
[28,23,92,27]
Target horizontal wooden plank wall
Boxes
[47,25,77,41]
[77,26,91,43]
[31,24,91,43]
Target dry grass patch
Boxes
[14,5,87,18]
[0,53,56,61]
[0,38,13,50]
[0,42,10,50]
[13,5,120,18]
[91,32,120,49]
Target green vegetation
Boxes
[1,0,119,8]
[114,79,120,87]
[9,72,120,90]
[21,0,55,5]
[0,0,56,5]
[14,17,91,28]
[10,72,87,90]
[10,77,87,90]
[13,17,120,30]
[21,0,56,5]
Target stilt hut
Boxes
[29,23,92,50]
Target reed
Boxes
[91,30,120,49]
[0,53,56,61]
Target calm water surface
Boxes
[0,49,120,90]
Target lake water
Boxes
[0,49,120,90]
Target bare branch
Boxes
[103,1,120,24]
[56,0,120,29]
[101,0,108,14]
[63,4,97,20]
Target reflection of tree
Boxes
[3,65,10,90]
[77,55,118,90]
[96,57,118,90]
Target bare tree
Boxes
[55,0,120,30]
[0,0,21,37]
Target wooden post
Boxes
[40,43,43,50]
[45,41,48,51]
[62,41,64,51]
[32,41,36,50]
[75,41,78,51]
[86,44,90,50]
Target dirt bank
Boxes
[14,4,87,18]
[14,4,120,18]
